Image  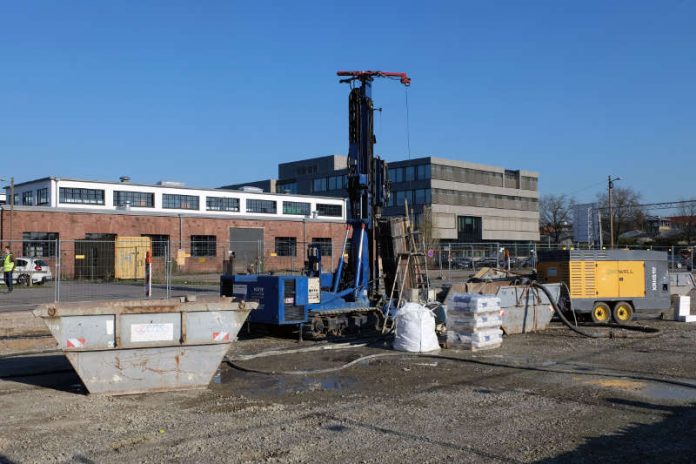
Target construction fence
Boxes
[0,238,350,310]
[0,239,692,310]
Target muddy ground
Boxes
[1,320,696,463]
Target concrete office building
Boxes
[224,155,540,243]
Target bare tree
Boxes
[596,187,643,245]
[677,198,696,244]
[540,194,573,244]
[416,206,439,251]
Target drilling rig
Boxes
[221,71,419,337]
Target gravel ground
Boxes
[1,320,696,463]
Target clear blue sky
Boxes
[1,1,694,203]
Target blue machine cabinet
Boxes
[222,275,309,325]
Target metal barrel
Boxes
[33,295,254,395]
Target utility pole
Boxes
[608,175,621,248]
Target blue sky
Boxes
[1,0,694,203]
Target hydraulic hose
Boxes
[226,351,696,390]
[530,282,661,338]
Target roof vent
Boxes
[157,180,185,187]
[239,186,263,193]
[119,176,131,183]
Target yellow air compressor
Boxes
[537,249,670,323]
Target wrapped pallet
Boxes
[447,293,503,351]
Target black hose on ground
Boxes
[530,282,661,338]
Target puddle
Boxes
[639,383,696,402]
[580,377,696,402]
[214,369,356,398]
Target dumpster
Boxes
[33,296,254,395]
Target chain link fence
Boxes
[0,238,691,311]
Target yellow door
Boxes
[595,261,619,298]
[115,237,152,280]
[617,261,645,298]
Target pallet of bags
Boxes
[447,293,503,351]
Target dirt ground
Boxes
[1,319,696,464]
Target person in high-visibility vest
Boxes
[3,246,15,293]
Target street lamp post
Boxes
[608,175,621,248]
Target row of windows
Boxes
[59,187,105,205]
[114,191,154,208]
[389,164,431,183]
[310,164,432,193]
[431,165,537,191]
[387,189,432,208]
[274,237,333,257]
[17,232,333,259]
[313,174,348,193]
[37,187,343,217]
[431,188,538,211]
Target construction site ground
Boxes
[1,317,696,463]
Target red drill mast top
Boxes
[336,70,411,86]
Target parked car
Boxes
[476,256,502,268]
[452,257,474,269]
[0,257,53,286]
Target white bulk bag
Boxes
[393,302,441,353]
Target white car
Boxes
[0,257,53,286]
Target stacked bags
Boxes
[447,294,503,350]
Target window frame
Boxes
[59,187,105,205]
[275,237,297,257]
[162,194,199,210]
[190,235,217,257]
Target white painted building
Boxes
[5,177,346,222]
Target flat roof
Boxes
[6,176,343,201]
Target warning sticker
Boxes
[131,323,174,343]
[232,284,247,295]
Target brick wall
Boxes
[0,209,347,277]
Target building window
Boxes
[162,194,199,210]
[206,197,240,212]
[457,216,482,242]
[191,235,216,257]
[414,188,431,205]
[312,178,327,192]
[394,190,414,207]
[277,182,298,194]
[22,232,58,257]
[142,234,170,257]
[316,203,342,217]
[283,201,311,216]
[246,199,276,214]
[275,237,297,257]
[37,188,49,205]
[390,167,403,183]
[22,191,33,206]
[416,164,431,180]
[311,238,332,256]
[114,191,154,208]
[59,187,105,205]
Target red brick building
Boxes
[1,177,347,278]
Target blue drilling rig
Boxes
[221,70,411,337]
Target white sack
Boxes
[393,302,441,353]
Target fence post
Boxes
[165,244,171,299]
[54,239,61,303]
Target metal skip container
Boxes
[444,281,562,334]
[33,296,254,395]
